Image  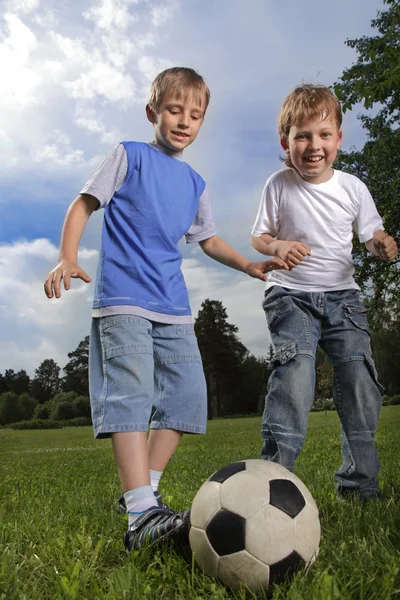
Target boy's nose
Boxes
[178,113,190,127]
[308,136,320,150]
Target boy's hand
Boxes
[371,232,398,261]
[44,260,91,299]
[269,240,311,269]
[245,258,289,281]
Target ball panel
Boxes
[293,504,321,562]
[269,550,304,586]
[190,480,221,528]
[245,460,319,514]
[189,527,219,578]
[218,551,270,591]
[220,470,270,518]
[246,504,295,564]
[269,479,306,518]
[206,509,245,556]
[209,461,246,483]
[244,459,293,478]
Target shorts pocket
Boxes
[100,316,152,359]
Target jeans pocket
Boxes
[344,304,370,334]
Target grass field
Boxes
[1,407,400,600]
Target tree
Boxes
[0,392,20,425]
[194,300,248,418]
[62,336,89,396]
[334,0,400,322]
[0,369,31,395]
[32,359,61,403]
[16,393,38,421]
[334,0,400,124]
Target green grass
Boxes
[1,407,400,599]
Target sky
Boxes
[0,0,386,377]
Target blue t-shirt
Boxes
[88,142,213,318]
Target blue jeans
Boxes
[261,287,383,492]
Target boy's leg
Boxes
[261,288,320,471]
[90,315,189,549]
[320,290,383,496]
[112,431,151,492]
[148,429,183,472]
[150,322,207,471]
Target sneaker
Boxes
[336,485,383,503]
[116,490,172,514]
[124,506,190,552]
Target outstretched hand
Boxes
[44,260,91,299]
[245,257,289,281]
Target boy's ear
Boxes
[146,104,157,124]
[280,137,289,154]
[337,129,343,148]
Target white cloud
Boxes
[64,61,136,102]
[83,0,138,30]
[0,239,98,374]
[7,0,40,15]
[33,131,84,166]
[151,0,179,27]
[0,13,40,108]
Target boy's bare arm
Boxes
[252,233,310,269]
[365,230,398,261]
[199,235,288,281]
[44,194,100,299]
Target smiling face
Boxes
[281,115,342,184]
[146,93,206,154]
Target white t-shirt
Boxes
[251,168,383,292]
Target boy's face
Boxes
[146,93,205,153]
[281,115,342,184]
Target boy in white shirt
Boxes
[251,84,398,501]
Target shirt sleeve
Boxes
[353,180,383,243]
[250,179,279,237]
[185,186,217,243]
[80,143,128,208]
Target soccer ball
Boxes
[189,459,320,591]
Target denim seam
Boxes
[98,321,108,431]
[153,347,169,426]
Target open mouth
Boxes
[304,156,323,164]
[171,131,189,140]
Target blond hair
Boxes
[278,84,342,168]
[148,67,210,113]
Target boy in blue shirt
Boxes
[44,67,287,551]
[251,84,398,501]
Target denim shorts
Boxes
[89,315,207,438]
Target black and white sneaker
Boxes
[124,506,190,552]
[117,490,173,514]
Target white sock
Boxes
[124,485,158,528]
[150,469,163,493]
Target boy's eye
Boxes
[321,132,332,138]
[169,109,180,115]
[191,115,202,121]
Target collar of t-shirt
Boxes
[148,142,184,161]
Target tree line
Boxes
[1,296,399,427]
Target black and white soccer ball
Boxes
[189,459,320,591]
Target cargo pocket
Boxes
[344,304,370,334]
[267,342,297,370]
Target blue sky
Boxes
[0,0,385,375]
